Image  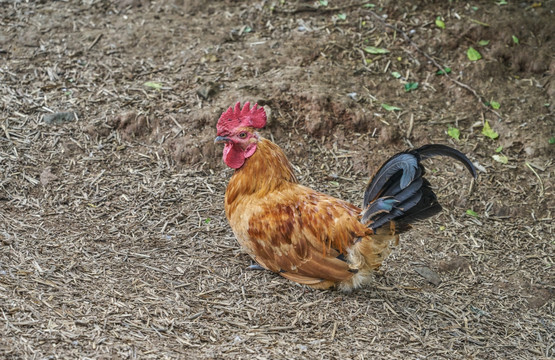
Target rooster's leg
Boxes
[246,264,266,271]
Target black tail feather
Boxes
[414,144,477,178]
[395,179,443,224]
[362,144,475,232]
[381,167,423,199]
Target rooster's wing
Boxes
[236,185,371,286]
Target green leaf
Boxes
[490,101,500,109]
[495,146,503,153]
[364,46,390,54]
[204,218,211,224]
[436,67,452,75]
[404,82,419,92]
[435,17,445,29]
[330,181,340,187]
[448,126,460,140]
[467,47,482,61]
[496,0,507,5]
[244,26,252,33]
[492,154,508,164]
[337,13,347,20]
[482,120,499,140]
[478,40,490,46]
[362,3,376,8]
[512,35,519,44]
[391,71,402,79]
[319,0,328,6]
[144,81,163,90]
[549,137,555,144]
[466,209,479,217]
[472,6,479,11]
[381,103,401,111]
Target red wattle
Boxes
[223,143,245,169]
[223,143,257,169]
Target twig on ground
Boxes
[525,162,544,198]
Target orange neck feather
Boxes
[225,138,297,213]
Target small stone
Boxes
[43,111,77,125]
[414,266,442,286]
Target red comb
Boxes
[217,102,266,134]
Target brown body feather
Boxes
[225,138,397,291]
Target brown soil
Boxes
[1,1,553,358]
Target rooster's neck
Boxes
[225,138,297,213]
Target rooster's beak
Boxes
[214,136,230,144]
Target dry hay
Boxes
[1,1,553,359]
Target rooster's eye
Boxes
[238,132,247,139]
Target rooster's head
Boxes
[215,102,266,169]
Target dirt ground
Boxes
[1,0,554,358]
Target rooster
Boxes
[215,102,476,291]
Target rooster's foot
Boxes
[246,264,266,271]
